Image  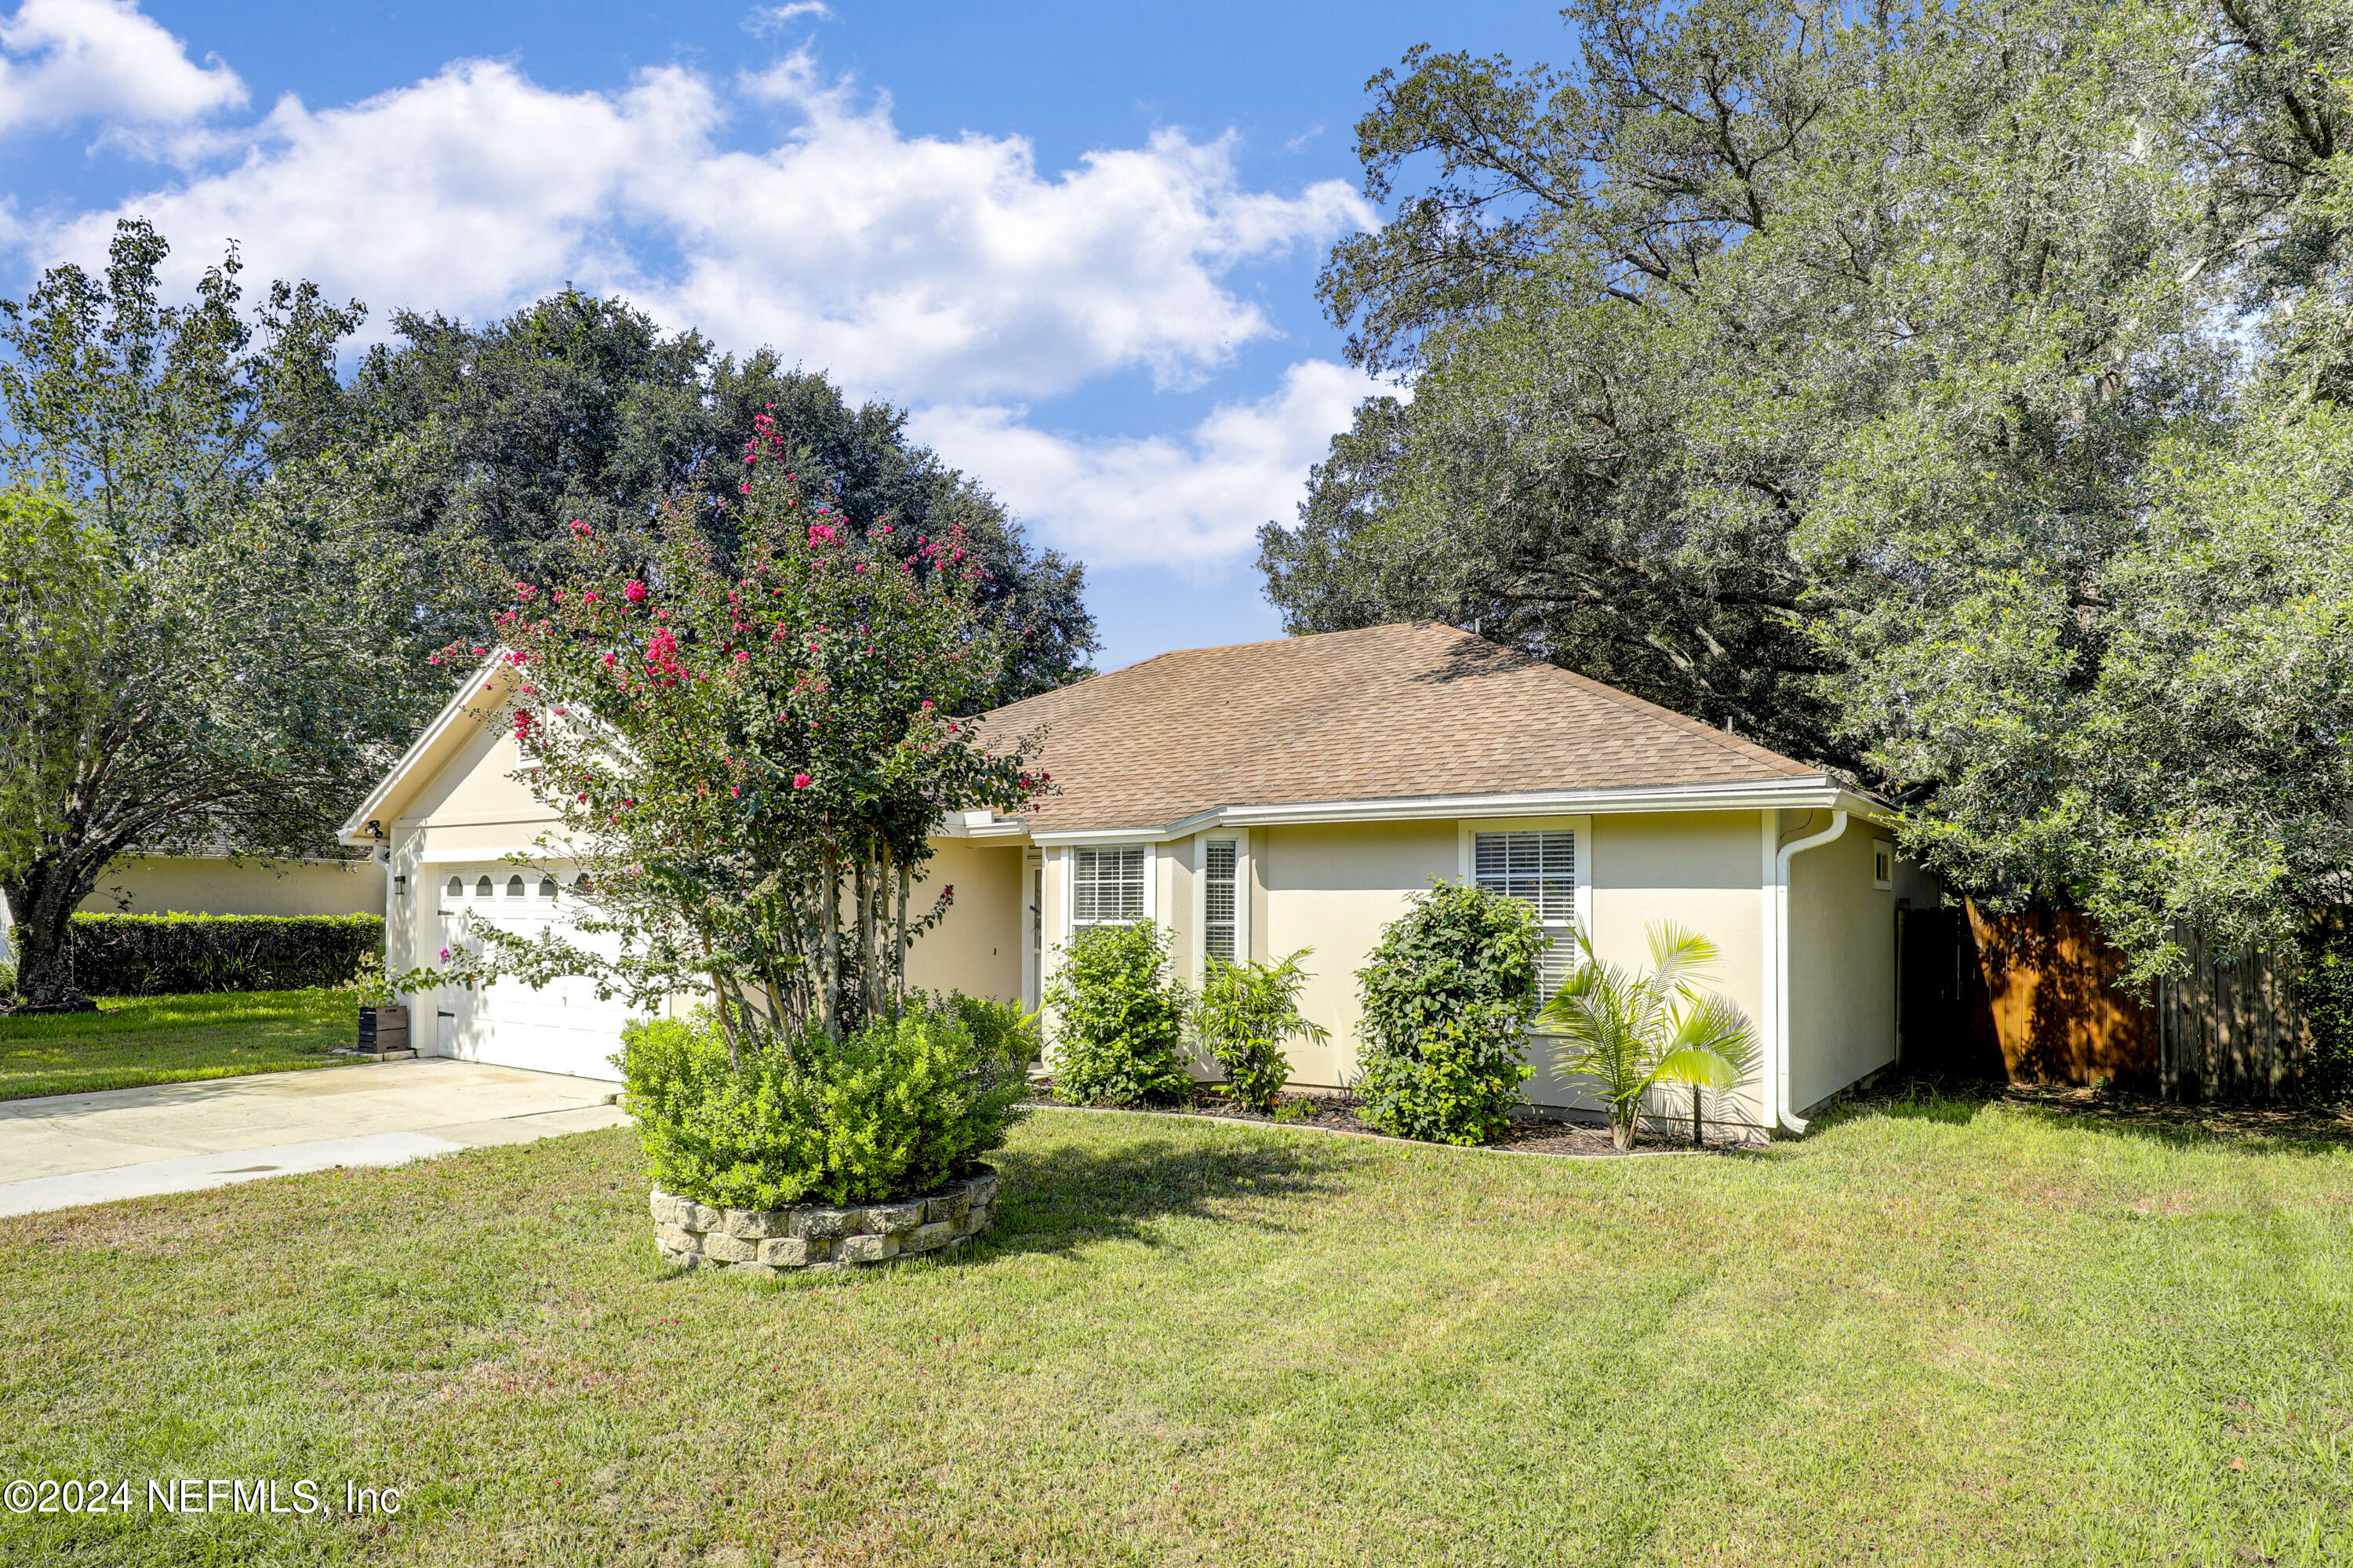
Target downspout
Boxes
[1768,809,1849,1136]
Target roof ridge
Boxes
[971,620,1831,830]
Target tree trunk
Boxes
[1692,1084,1704,1147]
[1612,1104,1638,1152]
[893,864,910,1013]
[820,844,842,1040]
[2,859,100,1013]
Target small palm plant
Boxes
[1537,922,1760,1151]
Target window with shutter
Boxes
[1071,846,1147,929]
[1474,830,1580,999]
[1203,839,1237,965]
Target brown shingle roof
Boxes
[976,621,1822,832]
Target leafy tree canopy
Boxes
[0,220,443,1009]
[1266,0,2353,978]
[348,289,1096,707]
[409,435,1045,1056]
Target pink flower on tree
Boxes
[792,773,813,789]
[568,518,593,537]
[438,948,452,963]
[808,523,836,546]
[623,580,648,604]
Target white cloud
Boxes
[35,61,724,314]
[0,0,242,135]
[745,2,831,34]
[907,361,1386,569]
[10,20,1383,569]
[25,46,1368,406]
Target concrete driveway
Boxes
[0,1057,629,1217]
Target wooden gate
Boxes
[1897,904,2316,1100]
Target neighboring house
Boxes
[338,622,1929,1132]
[0,845,384,941]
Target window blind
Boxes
[1474,830,1578,998]
[1071,846,1146,926]
[1203,839,1237,964]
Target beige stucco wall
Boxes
[1162,837,1201,982]
[1566,810,1769,1123]
[75,856,387,919]
[1257,819,1459,1088]
[904,839,1024,1003]
[398,708,559,839]
[1785,817,1900,1112]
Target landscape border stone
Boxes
[649,1166,998,1275]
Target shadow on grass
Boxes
[973,1123,1374,1261]
[1827,1070,2353,1157]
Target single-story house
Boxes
[0,843,384,941]
[340,621,1927,1132]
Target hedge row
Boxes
[15,912,385,996]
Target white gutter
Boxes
[1024,777,1871,846]
[1762,809,1849,1136]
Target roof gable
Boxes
[336,659,523,844]
[976,622,1822,833]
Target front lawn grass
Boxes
[0,990,351,1101]
[3,1090,2351,1566]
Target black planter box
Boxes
[357,1005,409,1051]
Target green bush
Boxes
[1043,920,1194,1106]
[1354,882,1546,1144]
[2293,909,2353,1103]
[617,997,1027,1209]
[18,912,384,996]
[933,990,1043,1071]
[1193,950,1330,1114]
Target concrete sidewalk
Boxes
[0,1057,629,1217]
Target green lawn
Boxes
[0,990,352,1101]
[3,1091,2351,1566]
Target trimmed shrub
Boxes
[1193,950,1330,1114]
[20,912,385,996]
[618,997,1028,1209]
[1354,882,1546,1144]
[1043,920,1194,1106]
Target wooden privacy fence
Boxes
[1897,904,2314,1101]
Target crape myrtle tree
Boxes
[345,289,1097,708]
[0,222,437,1011]
[1266,0,2353,980]
[415,409,1049,1057]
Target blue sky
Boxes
[1,0,1572,671]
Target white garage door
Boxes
[427,868,631,1081]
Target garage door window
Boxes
[446,876,464,898]
[475,876,494,898]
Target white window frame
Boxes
[1021,850,1045,1013]
[1064,842,1155,937]
[1191,828,1250,980]
[1874,839,1895,890]
[1459,817,1593,1000]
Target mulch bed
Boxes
[1024,1082,1758,1157]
